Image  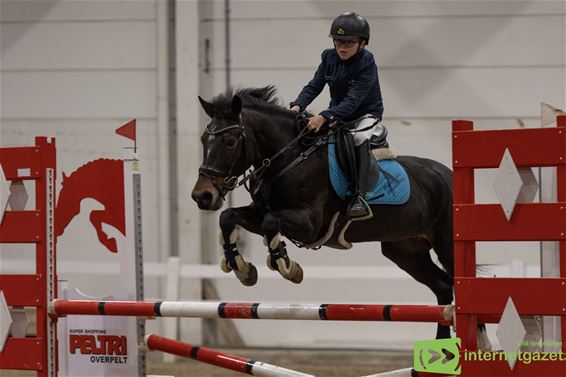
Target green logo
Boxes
[414,338,461,375]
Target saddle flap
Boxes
[335,128,356,182]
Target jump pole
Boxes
[144,334,314,377]
[51,299,455,325]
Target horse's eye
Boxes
[226,137,237,148]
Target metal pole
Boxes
[51,300,456,325]
[145,334,314,377]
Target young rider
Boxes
[290,12,386,219]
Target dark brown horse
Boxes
[191,86,457,340]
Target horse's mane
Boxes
[211,85,294,117]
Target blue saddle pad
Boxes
[328,142,410,205]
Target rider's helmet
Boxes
[329,12,370,44]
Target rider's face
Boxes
[334,39,361,60]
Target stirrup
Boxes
[349,196,373,221]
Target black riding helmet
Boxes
[329,12,370,44]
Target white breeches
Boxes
[351,115,381,146]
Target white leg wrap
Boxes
[269,233,282,250]
[220,254,248,274]
[219,257,232,273]
[276,257,291,276]
[219,229,238,245]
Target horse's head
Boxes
[192,94,256,210]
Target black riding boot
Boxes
[349,141,373,220]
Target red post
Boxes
[452,120,478,353]
[0,137,57,376]
[452,117,566,376]
[557,115,566,355]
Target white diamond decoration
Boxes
[0,291,13,352]
[541,102,566,127]
[0,165,10,223]
[8,180,28,211]
[8,307,28,338]
[496,297,526,370]
[494,149,539,220]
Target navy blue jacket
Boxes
[291,48,383,122]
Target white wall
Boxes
[1,0,564,351]
[0,0,163,314]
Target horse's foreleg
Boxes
[219,206,262,286]
[261,209,316,284]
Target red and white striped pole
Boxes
[144,334,314,377]
[51,299,455,325]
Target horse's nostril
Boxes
[194,191,213,209]
[201,192,212,204]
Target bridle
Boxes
[198,112,320,200]
[198,114,251,199]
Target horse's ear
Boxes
[62,172,68,182]
[231,95,242,117]
[198,96,215,118]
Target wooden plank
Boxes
[453,128,566,168]
[207,16,564,68]
[0,275,43,306]
[455,277,566,315]
[0,337,44,370]
[2,21,156,70]
[0,211,42,243]
[0,1,155,22]
[0,147,42,179]
[206,68,565,119]
[454,203,566,241]
[2,71,156,119]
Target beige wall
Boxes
[1,0,564,349]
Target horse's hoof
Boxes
[287,261,303,284]
[235,263,258,286]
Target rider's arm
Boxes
[319,59,377,122]
[290,50,330,111]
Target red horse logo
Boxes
[55,159,125,253]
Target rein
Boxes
[199,112,377,199]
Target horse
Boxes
[191,86,464,341]
[56,158,125,253]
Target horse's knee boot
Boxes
[265,236,303,284]
[218,229,257,286]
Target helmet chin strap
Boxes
[357,40,367,54]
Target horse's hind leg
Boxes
[431,228,492,350]
[381,238,453,339]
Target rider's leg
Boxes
[349,115,380,220]
[349,140,373,219]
